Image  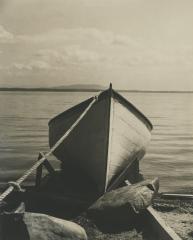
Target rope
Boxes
[0,93,101,202]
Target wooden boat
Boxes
[49,84,153,196]
[0,84,183,240]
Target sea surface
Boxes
[0,91,193,192]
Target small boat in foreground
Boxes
[0,84,183,240]
[49,84,153,196]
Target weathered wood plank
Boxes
[145,206,182,240]
[161,193,193,199]
[125,181,182,240]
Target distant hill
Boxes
[0,84,193,92]
[53,84,105,90]
[0,84,105,92]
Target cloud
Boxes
[37,46,104,65]
[2,25,191,67]
[19,27,140,47]
[12,60,51,71]
[0,26,193,82]
[0,25,14,43]
[1,27,144,69]
[9,46,104,73]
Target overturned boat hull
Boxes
[49,85,153,195]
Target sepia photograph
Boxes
[0,0,193,239]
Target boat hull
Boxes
[49,87,153,195]
[106,93,151,190]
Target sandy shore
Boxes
[74,213,155,240]
[153,197,193,240]
[72,196,193,240]
[1,188,192,239]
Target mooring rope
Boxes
[0,93,101,202]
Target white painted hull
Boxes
[106,96,151,190]
[49,86,152,195]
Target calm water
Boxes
[0,91,193,192]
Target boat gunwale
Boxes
[48,86,153,132]
[48,97,94,126]
[112,90,153,131]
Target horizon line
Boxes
[0,87,193,93]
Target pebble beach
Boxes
[73,195,193,240]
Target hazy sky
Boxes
[0,0,193,90]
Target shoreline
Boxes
[0,88,193,93]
